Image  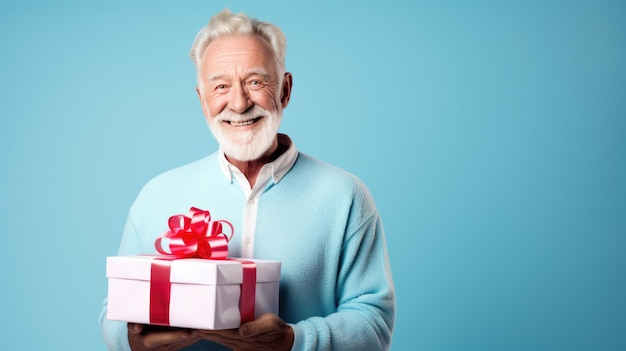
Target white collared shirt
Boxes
[217,134,298,258]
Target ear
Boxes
[280,72,293,109]
[196,86,210,120]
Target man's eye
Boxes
[247,80,264,89]
[216,84,227,90]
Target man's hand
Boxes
[128,323,201,351]
[194,313,294,351]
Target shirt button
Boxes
[245,237,251,244]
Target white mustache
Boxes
[216,106,269,123]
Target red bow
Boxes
[155,207,233,259]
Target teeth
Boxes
[230,119,257,126]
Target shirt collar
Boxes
[218,133,298,185]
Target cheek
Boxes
[251,91,280,111]
[206,96,227,119]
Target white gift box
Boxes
[106,255,280,329]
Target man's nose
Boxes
[228,83,253,113]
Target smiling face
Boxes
[196,34,292,162]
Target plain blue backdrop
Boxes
[1,1,625,350]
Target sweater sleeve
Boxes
[99,212,141,351]
[291,186,396,351]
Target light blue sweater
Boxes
[100,151,395,350]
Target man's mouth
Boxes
[226,117,262,127]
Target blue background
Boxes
[1,1,625,350]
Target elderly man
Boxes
[100,9,395,351]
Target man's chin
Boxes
[209,117,280,162]
[221,142,267,162]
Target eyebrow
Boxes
[206,68,271,83]
[246,68,271,81]
[207,73,228,83]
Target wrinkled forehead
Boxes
[199,34,278,77]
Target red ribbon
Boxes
[148,207,257,327]
[229,258,257,324]
[155,207,233,259]
[149,258,173,325]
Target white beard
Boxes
[207,105,282,162]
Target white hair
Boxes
[190,9,287,79]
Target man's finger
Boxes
[127,323,144,335]
[240,313,279,337]
[143,329,190,347]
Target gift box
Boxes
[106,255,281,329]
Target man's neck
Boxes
[225,136,288,188]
